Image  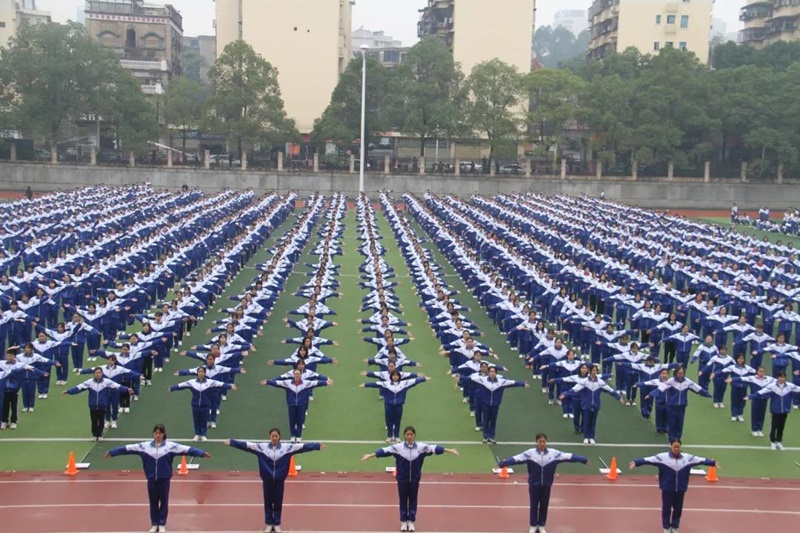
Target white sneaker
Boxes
[589,439,596,445]
[0,423,6,429]
[529,527,537,533]
[123,407,131,413]
[770,442,778,450]
[583,438,589,444]
[470,411,475,417]
[541,388,547,394]
[539,528,547,533]
[719,403,724,408]
[568,413,574,419]
[272,527,280,533]
[133,396,140,401]
[200,436,207,442]
[400,522,408,532]
[731,417,737,422]
[37,394,43,399]
[752,431,759,437]
[776,442,784,451]
[28,408,34,413]
[111,421,117,429]
[9,423,17,429]
[104,422,111,429]
[758,431,764,436]
[297,438,303,443]
[263,527,274,532]
[98,436,104,442]
[159,528,166,533]
[192,435,200,442]
[21,408,28,413]
[407,523,415,532]
[737,416,745,422]
[386,438,393,443]
[562,413,569,419]
[222,395,227,401]
[216,409,221,415]
[149,527,158,533]
[475,426,481,431]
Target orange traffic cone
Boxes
[606,457,618,481]
[499,466,509,479]
[288,456,298,477]
[65,451,78,476]
[705,465,719,483]
[177,456,188,476]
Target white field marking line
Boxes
[0,437,796,452]
[11,502,800,515]
[1,479,799,492]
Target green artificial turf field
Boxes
[1,202,798,480]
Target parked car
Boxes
[499,163,525,175]
[209,154,241,168]
[459,161,479,173]
[34,148,53,161]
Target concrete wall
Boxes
[2,162,799,209]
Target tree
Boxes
[107,72,159,155]
[0,21,129,150]
[311,56,393,149]
[182,48,209,87]
[463,59,526,165]
[391,38,463,156]
[525,69,586,163]
[207,40,297,159]
[163,77,209,157]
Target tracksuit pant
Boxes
[529,484,552,527]
[146,478,171,527]
[482,404,501,440]
[711,376,727,403]
[89,409,105,438]
[2,390,18,423]
[770,412,788,443]
[655,402,669,433]
[71,342,85,371]
[397,480,420,523]
[288,403,308,439]
[730,386,747,418]
[667,405,687,441]
[21,380,37,409]
[262,478,286,526]
[106,389,120,422]
[384,403,403,439]
[55,351,69,381]
[661,490,685,530]
[640,386,655,419]
[582,407,600,440]
[750,398,768,433]
[191,406,210,437]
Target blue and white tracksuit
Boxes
[564,378,622,440]
[651,377,711,441]
[499,447,588,528]
[375,441,445,523]
[169,378,233,437]
[107,440,206,527]
[364,377,426,439]
[633,452,716,530]
[469,375,526,440]
[265,378,329,439]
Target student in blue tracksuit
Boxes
[105,423,210,533]
[263,370,332,442]
[630,439,717,533]
[745,371,800,450]
[470,367,529,443]
[727,366,773,436]
[635,368,672,434]
[361,425,459,533]
[646,367,711,442]
[561,365,625,444]
[62,367,132,441]
[361,373,429,442]
[225,427,325,533]
[498,432,589,533]
[168,367,236,442]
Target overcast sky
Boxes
[40,0,744,45]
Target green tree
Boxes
[182,48,209,87]
[311,56,393,149]
[207,40,297,159]
[391,38,463,156]
[463,59,526,165]
[534,26,590,69]
[525,69,586,163]
[163,77,209,157]
[107,72,159,155]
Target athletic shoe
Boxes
[718,403,724,408]
[563,414,569,419]
[482,438,489,444]
[583,438,589,444]
[37,394,43,399]
[273,527,281,532]
[28,408,34,413]
[297,438,303,443]
[547,400,553,405]
[589,439,596,445]
[123,407,130,413]
[9,423,16,429]
[98,437,104,442]
[776,442,784,451]
[770,442,777,450]
[539,528,547,533]
[731,417,737,422]
[630,401,636,406]
[663,529,671,533]
[0,423,6,429]
[149,527,159,533]
[752,431,759,437]
[221,395,227,401]
[568,413,574,419]
[793,405,798,410]
[470,411,475,417]
[133,396,140,401]
[529,527,537,533]
[541,388,547,394]
[104,422,111,429]
[192,435,200,442]
[407,522,415,532]
[758,431,764,436]
[263,527,274,532]
[21,408,28,413]
[200,436,207,442]
[111,421,117,429]
[209,422,217,429]
[159,527,166,532]
[737,416,745,422]
[489,438,497,444]
[400,522,408,532]
[216,410,221,415]
[386,438,393,443]
[462,397,468,403]
[475,426,481,431]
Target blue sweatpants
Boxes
[661,490,685,530]
[667,405,686,441]
[397,480,420,522]
[529,484,552,527]
[384,403,403,439]
[146,478,171,527]
[262,478,286,526]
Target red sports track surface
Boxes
[2,472,799,533]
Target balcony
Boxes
[665,1,679,13]
[140,83,164,96]
[738,27,767,43]
[740,2,773,21]
[121,58,168,72]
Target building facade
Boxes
[418,0,536,75]
[588,0,714,63]
[352,27,402,49]
[183,34,215,83]
[0,0,15,46]
[0,0,52,48]
[84,0,184,96]
[740,1,800,48]
[215,0,352,134]
[554,9,589,35]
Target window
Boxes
[665,41,674,48]
[656,14,662,24]
[679,42,687,51]
[667,15,676,24]
[0,22,6,28]
[681,15,689,28]
[126,28,136,48]
[654,42,660,51]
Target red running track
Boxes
[1,471,799,532]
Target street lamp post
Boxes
[359,44,369,194]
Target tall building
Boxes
[183,34,215,83]
[352,27,402,50]
[215,0,352,134]
[740,1,800,48]
[0,0,16,47]
[0,0,52,48]
[418,0,536,75]
[554,9,588,35]
[84,0,184,96]
[16,0,50,27]
[588,0,714,63]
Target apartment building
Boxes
[215,0,352,133]
[740,1,800,48]
[418,0,536,75]
[85,0,183,96]
[0,0,52,48]
[588,0,714,63]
